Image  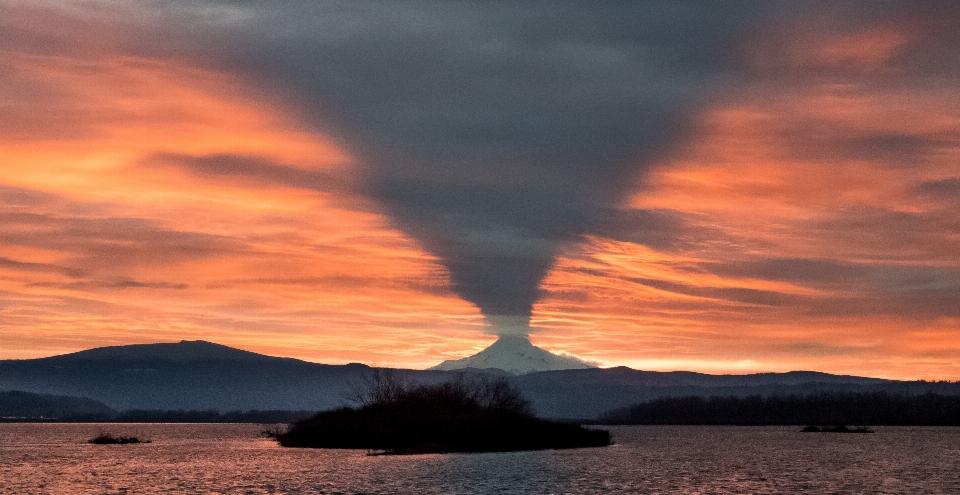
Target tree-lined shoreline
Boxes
[5,389,960,426]
[599,391,960,426]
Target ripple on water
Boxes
[1,424,959,494]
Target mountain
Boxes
[0,340,372,411]
[428,335,593,374]
[49,340,284,362]
[3,340,957,419]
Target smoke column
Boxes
[153,1,794,335]
[193,1,783,335]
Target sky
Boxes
[1,1,959,379]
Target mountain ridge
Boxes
[3,340,956,419]
[25,339,301,363]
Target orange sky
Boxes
[1,2,958,379]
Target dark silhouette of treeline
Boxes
[105,409,314,423]
[277,370,610,454]
[598,391,960,425]
[2,387,315,422]
[0,390,116,419]
[2,408,313,424]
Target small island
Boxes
[801,425,873,433]
[88,432,150,444]
[274,371,610,454]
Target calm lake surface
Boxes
[2,424,959,494]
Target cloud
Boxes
[529,1,960,376]
[0,179,489,365]
[0,208,243,270]
[140,153,350,194]
[918,178,960,201]
[777,341,876,358]
[0,257,83,278]
[134,0,797,333]
[29,280,190,291]
[167,0,952,337]
[3,1,960,377]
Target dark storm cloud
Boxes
[140,153,348,193]
[820,207,960,259]
[95,0,956,334]
[0,187,244,271]
[0,257,83,278]
[596,208,724,253]
[0,185,67,210]
[109,280,189,290]
[918,178,960,201]
[0,185,248,303]
[582,261,960,321]
[707,258,872,287]
[776,341,873,358]
[149,0,793,331]
[781,131,960,169]
[627,276,795,307]
[28,279,190,291]
[705,257,960,319]
[838,133,956,166]
[744,0,960,80]
[0,212,240,267]
[228,274,452,297]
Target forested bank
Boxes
[600,392,960,425]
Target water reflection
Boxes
[1,424,958,494]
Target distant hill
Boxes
[598,392,960,426]
[0,390,116,420]
[2,340,957,419]
[0,340,371,411]
[49,340,286,362]
[509,367,913,419]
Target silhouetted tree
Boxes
[277,373,607,453]
[345,368,407,407]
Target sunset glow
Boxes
[535,22,960,379]
[2,1,958,379]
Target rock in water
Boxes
[429,335,593,374]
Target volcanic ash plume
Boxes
[325,3,774,336]
[167,2,787,336]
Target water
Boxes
[2,424,959,494]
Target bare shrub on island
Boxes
[278,370,608,454]
[344,368,407,407]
